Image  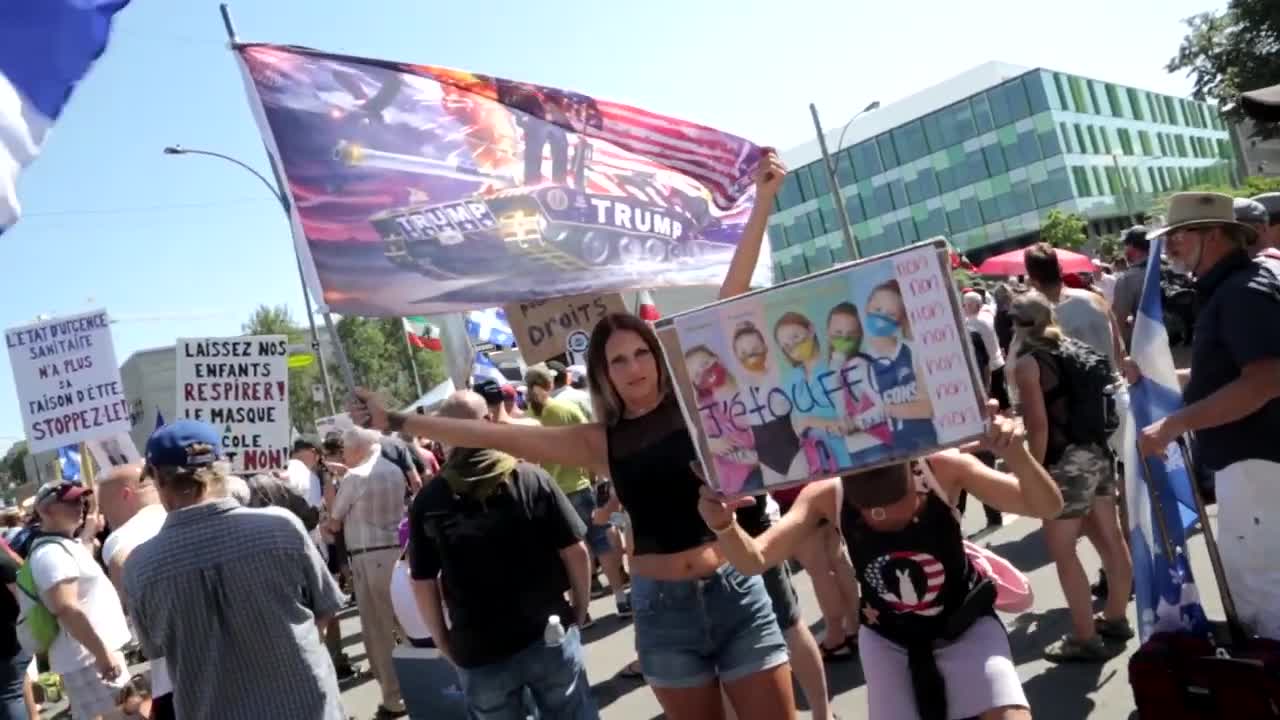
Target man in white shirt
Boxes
[287,439,325,510]
[963,290,1008,408]
[98,463,173,720]
[28,481,132,719]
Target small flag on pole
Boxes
[403,316,443,351]
[57,446,81,482]
[465,309,516,349]
[637,290,660,323]
[472,351,507,386]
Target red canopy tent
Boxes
[977,247,1097,276]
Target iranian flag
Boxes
[637,290,660,323]
[404,316,442,351]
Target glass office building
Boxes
[769,62,1235,281]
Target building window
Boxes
[1024,73,1051,114]
[1164,97,1179,126]
[850,140,883,179]
[1069,76,1090,114]
[1088,81,1106,116]
[1127,88,1145,121]
[984,143,1008,176]
[889,179,909,210]
[971,93,996,133]
[905,167,939,205]
[1038,126,1062,157]
[1054,74,1073,112]
[1148,167,1159,192]
[1033,166,1073,207]
[778,173,804,209]
[1092,166,1108,195]
[988,85,1014,127]
[1075,125,1089,154]
[836,149,857,187]
[877,134,899,169]
[892,120,930,165]
[1148,94,1162,124]
[1099,127,1113,154]
[1061,123,1076,153]
[1106,84,1125,118]
[1072,166,1092,196]
[1086,126,1101,154]
[1139,130,1154,156]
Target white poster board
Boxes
[654,240,987,497]
[175,335,290,473]
[86,432,142,470]
[5,309,130,453]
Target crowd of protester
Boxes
[0,157,1277,720]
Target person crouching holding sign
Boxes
[697,401,1063,720]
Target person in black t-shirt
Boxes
[0,540,36,720]
[408,391,598,719]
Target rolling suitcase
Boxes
[1128,445,1280,718]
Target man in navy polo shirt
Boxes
[1139,192,1280,640]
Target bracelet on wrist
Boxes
[709,518,737,535]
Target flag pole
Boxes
[219,3,360,402]
[401,326,425,399]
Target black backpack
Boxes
[1031,337,1119,446]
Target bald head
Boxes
[97,462,157,529]
[437,391,488,421]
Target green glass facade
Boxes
[769,68,1235,281]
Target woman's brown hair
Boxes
[772,311,816,368]
[586,313,672,426]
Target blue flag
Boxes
[1124,238,1209,642]
[0,0,131,233]
[472,351,507,387]
[57,445,81,482]
[155,408,165,430]
[466,309,516,349]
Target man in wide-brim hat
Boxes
[1139,191,1280,641]
[1240,82,1280,124]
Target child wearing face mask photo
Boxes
[730,321,804,486]
[863,280,938,453]
[773,311,854,475]
[684,345,763,495]
[825,302,893,468]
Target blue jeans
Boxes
[0,651,30,720]
[565,489,612,557]
[455,626,598,720]
[632,564,788,688]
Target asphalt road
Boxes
[328,501,1226,720]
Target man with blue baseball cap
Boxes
[122,420,347,720]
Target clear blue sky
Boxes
[0,0,1225,450]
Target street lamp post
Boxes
[809,101,880,261]
[163,144,338,416]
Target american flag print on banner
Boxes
[233,44,772,317]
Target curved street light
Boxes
[808,100,881,260]
[162,144,338,414]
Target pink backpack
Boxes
[910,460,1034,614]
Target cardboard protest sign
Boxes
[86,432,142,470]
[655,240,986,497]
[503,293,627,365]
[175,336,290,473]
[315,413,354,439]
[5,310,130,453]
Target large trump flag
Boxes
[233,44,772,317]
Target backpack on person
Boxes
[14,537,73,655]
[1030,337,1120,446]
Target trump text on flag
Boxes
[175,336,291,473]
[5,310,131,453]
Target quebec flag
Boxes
[1124,236,1209,642]
[0,0,131,233]
[57,445,82,482]
[465,309,516,349]
[472,351,507,386]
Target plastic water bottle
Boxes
[544,615,566,647]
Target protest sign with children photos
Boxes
[655,240,987,497]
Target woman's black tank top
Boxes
[606,394,714,556]
[840,475,979,647]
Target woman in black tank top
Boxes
[699,404,1064,720]
[350,153,800,720]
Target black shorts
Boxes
[761,562,801,631]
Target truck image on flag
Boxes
[234,44,769,316]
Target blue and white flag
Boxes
[57,445,81,482]
[465,309,515,349]
[155,408,165,430]
[1125,237,1209,642]
[472,351,507,387]
[0,0,131,233]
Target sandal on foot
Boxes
[1094,615,1135,641]
[820,638,857,662]
[619,660,644,681]
[1043,635,1112,663]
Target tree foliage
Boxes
[1,442,28,486]
[1152,175,1280,218]
[333,317,445,411]
[1168,0,1280,138]
[243,305,323,435]
[1039,209,1088,251]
